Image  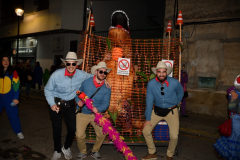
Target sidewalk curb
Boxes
[179,127,220,140]
[20,92,46,100]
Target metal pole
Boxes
[168,31,170,60]
[85,25,92,72]
[16,16,20,65]
[82,9,92,70]
[179,23,182,82]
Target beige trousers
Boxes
[76,113,106,154]
[142,108,179,157]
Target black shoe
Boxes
[26,96,29,99]
[182,115,189,117]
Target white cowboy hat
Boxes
[60,52,83,65]
[91,62,112,75]
[151,61,173,75]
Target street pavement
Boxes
[0,88,227,160]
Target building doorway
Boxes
[54,55,63,68]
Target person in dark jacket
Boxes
[181,70,189,117]
[24,65,33,99]
[50,65,57,75]
[32,62,43,94]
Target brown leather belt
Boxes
[169,105,177,109]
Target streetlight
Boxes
[15,8,24,64]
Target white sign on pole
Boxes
[117,58,130,76]
[162,59,174,77]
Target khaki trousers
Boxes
[76,113,106,154]
[142,108,179,157]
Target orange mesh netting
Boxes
[78,32,180,144]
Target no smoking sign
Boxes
[117,58,130,76]
[162,59,174,77]
[119,59,129,70]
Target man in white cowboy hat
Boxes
[44,52,94,160]
[142,61,184,160]
[75,61,111,160]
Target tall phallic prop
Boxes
[166,20,172,60]
[76,91,137,160]
[85,14,96,71]
[82,3,92,71]
[176,11,183,82]
[104,10,134,133]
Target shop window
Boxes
[20,39,27,47]
[198,77,216,89]
[29,40,34,47]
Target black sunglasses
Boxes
[98,70,108,75]
[161,87,164,95]
[66,63,76,66]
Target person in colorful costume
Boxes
[227,83,239,102]
[213,75,240,160]
[44,52,93,160]
[142,61,184,160]
[0,56,24,139]
[75,62,111,160]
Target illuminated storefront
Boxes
[11,37,37,67]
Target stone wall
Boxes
[164,0,240,117]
